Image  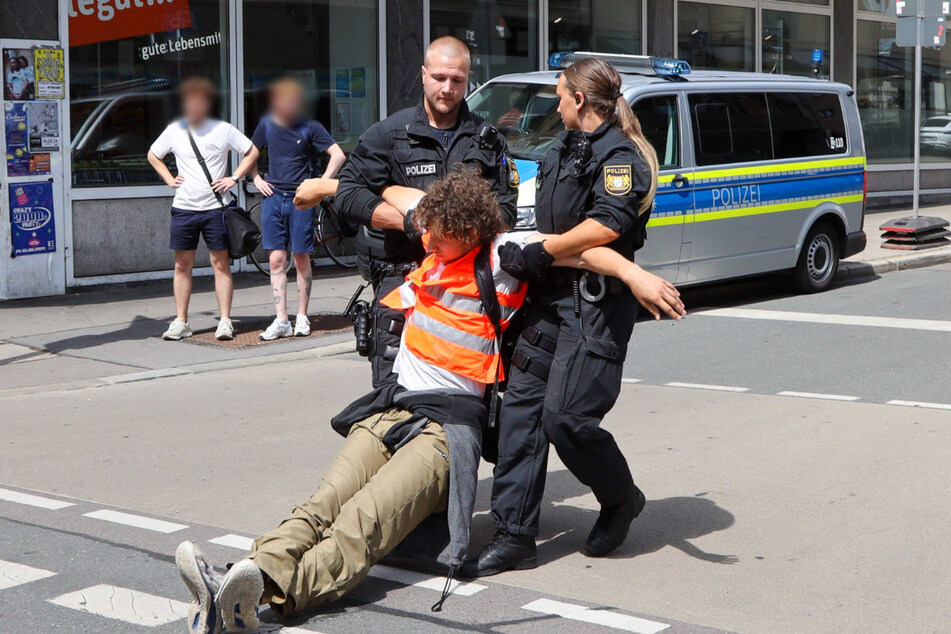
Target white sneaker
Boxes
[294,314,311,337]
[163,318,193,341]
[175,541,223,634]
[259,318,292,341]
[215,318,234,341]
[216,559,264,633]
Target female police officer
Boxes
[465,57,680,577]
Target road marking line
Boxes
[522,598,669,633]
[371,565,487,597]
[665,382,749,393]
[621,378,642,384]
[208,534,255,551]
[83,509,188,533]
[48,584,189,627]
[282,628,327,633]
[701,307,951,332]
[887,399,951,411]
[0,560,57,590]
[0,488,74,510]
[777,391,859,402]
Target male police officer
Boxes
[335,36,518,387]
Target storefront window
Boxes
[69,0,229,187]
[677,3,755,72]
[243,0,378,157]
[857,1,890,12]
[548,0,642,57]
[762,11,830,78]
[431,0,538,88]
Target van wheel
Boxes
[793,221,839,293]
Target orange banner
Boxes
[68,0,192,48]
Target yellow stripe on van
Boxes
[647,194,864,228]
[692,156,865,181]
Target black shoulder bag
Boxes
[186,128,261,260]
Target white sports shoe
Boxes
[215,317,234,341]
[175,541,223,634]
[216,559,264,633]
[163,318,193,341]
[294,314,311,337]
[259,318,293,341]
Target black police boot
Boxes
[459,529,537,578]
[582,485,647,558]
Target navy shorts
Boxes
[261,189,315,254]
[169,207,229,252]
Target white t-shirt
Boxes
[149,119,253,211]
[393,231,532,396]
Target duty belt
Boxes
[371,261,417,278]
[543,269,627,294]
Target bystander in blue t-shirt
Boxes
[251,117,337,190]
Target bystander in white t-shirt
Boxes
[150,119,253,211]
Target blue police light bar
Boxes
[548,52,691,77]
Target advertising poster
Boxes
[33,48,64,99]
[69,0,192,47]
[3,48,35,101]
[27,101,59,152]
[351,67,367,99]
[9,181,56,256]
[335,102,351,133]
[335,68,351,96]
[5,102,50,176]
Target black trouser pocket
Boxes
[557,335,624,418]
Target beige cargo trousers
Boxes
[249,408,450,616]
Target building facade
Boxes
[0,0,941,297]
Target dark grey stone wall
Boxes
[1,0,58,40]
[647,0,675,58]
[385,0,425,114]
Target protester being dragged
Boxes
[147,77,258,342]
[248,77,345,340]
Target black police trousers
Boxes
[490,286,638,536]
[368,273,406,388]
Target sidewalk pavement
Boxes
[2,204,950,395]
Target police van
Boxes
[467,52,867,292]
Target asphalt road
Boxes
[1,266,950,633]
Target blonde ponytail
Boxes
[562,58,659,215]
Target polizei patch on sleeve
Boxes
[603,165,633,196]
[406,163,437,177]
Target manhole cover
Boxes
[187,313,352,349]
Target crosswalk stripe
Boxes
[701,307,951,332]
[0,488,74,510]
[0,560,57,590]
[371,565,488,597]
[48,584,189,627]
[522,598,670,633]
[83,509,188,533]
[208,534,255,551]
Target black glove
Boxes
[403,207,422,242]
[499,241,554,281]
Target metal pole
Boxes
[914,10,923,220]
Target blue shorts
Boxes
[169,207,229,252]
[261,189,315,254]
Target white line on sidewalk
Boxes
[621,378,642,384]
[208,534,255,551]
[700,307,951,332]
[0,488,74,510]
[0,560,57,590]
[83,510,188,534]
[777,391,859,402]
[48,584,189,627]
[371,565,487,597]
[665,382,749,393]
[887,399,951,411]
[522,598,670,633]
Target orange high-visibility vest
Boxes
[382,244,526,384]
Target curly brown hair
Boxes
[413,167,507,244]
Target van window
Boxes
[633,95,680,169]
[689,93,772,166]
[768,93,847,158]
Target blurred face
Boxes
[427,232,475,264]
[182,92,212,124]
[270,85,304,122]
[421,54,469,118]
[556,75,583,130]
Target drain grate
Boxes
[187,313,352,349]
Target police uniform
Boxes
[490,121,652,538]
[335,99,518,387]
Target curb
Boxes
[837,249,951,282]
[0,340,356,399]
